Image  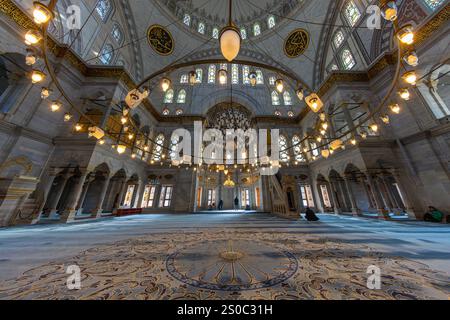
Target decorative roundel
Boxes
[147,24,174,56]
[284,29,309,58]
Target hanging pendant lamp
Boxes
[220,0,241,62]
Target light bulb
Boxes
[351,139,357,146]
[25,30,42,45]
[296,88,304,101]
[131,153,137,159]
[121,116,128,125]
[75,123,83,131]
[128,133,134,140]
[320,130,326,136]
[398,88,410,100]
[396,25,414,45]
[381,1,398,21]
[370,124,379,133]
[390,103,401,114]
[275,79,284,93]
[25,51,37,66]
[116,145,126,154]
[305,93,323,113]
[220,26,241,62]
[403,50,419,67]
[40,87,51,99]
[98,139,105,145]
[381,115,390,124]
[31,70,46,84]
[50,101,61,112]
[402,71,417,85]
[322,122,328,130]
[32,2,54,25]
[161,78,171,92]
[316,136,322,142]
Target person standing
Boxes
[218,199,224,210]
[234,197,239,210]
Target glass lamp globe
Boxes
[381,1,398,21]
[220,26,241,62]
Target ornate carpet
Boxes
[0,230,448,300]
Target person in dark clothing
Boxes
[304,207,319,221]
[218,200,224,210]
[424,206,443,223]
[234,197,239,210]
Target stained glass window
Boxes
[283,91,293,106]
[268,16,276,29]
[269,76,276,86]
[333,30,345,48]
[344,1,361,27]
[272,91,280,106]
[240,28,247,40]
[423,0,445,10]
[111,24,123,43]
[208,65,216,84]
[177,89,187,104]
[95,0,112,21]
[212,27,219,39]
[195,68,203,83]
[99,44,113,64]
[310,142,319,157]
[164,89,174,103]
[279,135,289,162]
[232,64,239,84]
[292,135,306,162]
[253,23,261,36]
[256,70,264,84]
[242,66,250,85]
[183,14,191,26]
[152,134,165,161]
[180,74,188,84]
[341,49,356,70]
[198,22,205,34]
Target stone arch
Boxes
[198,89,263,115]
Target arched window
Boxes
[183,14,191,26]
[253,23,261,36]
[180,74,188,84]
[341,49,356,70]
[268,16,276,29]
[256,70,264,84]
[231,64,239,84]
[212,27,219,39]
[240,28,247,40]
[195,68,203,83]
[170,135,180,160]
[208,65,216,84]
[242,66,250,85]
[283,91,293,106]
[279,135,289,162]
[111,24,123,43]
[152,134,165,162]
[162,108,170,116]
[99,44,113,64]
[177,89,187,104]
[198,22,205,34]
[269,76,276,86]
[333,30,345,48]
[423,0,445,10]
[292,135,306,162]
[164,89,174,103]
[272,91,280,106]
[95,0,112,21]
[344,1,361,27]
[310,141,319,157]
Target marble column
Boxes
[60,171,89,223]
[47,174,70,217]
[93,175,111,218]
[115,179,128,210]
[329,181,341,214]
[136,181,147,209]
[377,177,394,213]
[337,180,351,212]
[76,175,95,215]
[344,177,361,216]
[392,171,416,219]
[365,173,386,217]
[382,176,402,211]
[32,172,57,224]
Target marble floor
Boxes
[0,213,449,300]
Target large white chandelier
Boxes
[220,0,241,62]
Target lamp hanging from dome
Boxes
[220,0,241,62]
[223,175,236,188]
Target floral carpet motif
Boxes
[0,230,448,300]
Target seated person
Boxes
[424,206,443,223]
[304,207,319,222]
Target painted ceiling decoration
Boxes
[284,29,310,58]
[147,24,175,56]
